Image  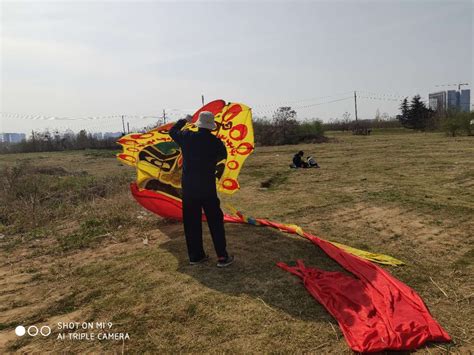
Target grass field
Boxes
[0,130,473,353]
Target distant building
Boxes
[429,91,446,112]
[447,90,459,110]
[429,88,471,113]
[0,133,26,143]
[460,89,471,112]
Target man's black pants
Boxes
[182,195,228,262]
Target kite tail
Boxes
[277,257,451,352]
[225,204,404,266]
[328,241,404,266]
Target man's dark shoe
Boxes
[189,255,209,265]
[217,255,234,268]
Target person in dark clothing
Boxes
[292,151,309,168]
[169,111,234,267]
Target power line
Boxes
[253,91,353,111]
[4,85,466,125]
[253,95,353,116]
[0,112,161,121]
[293,96,353,110]
[1,112,122,121]
[358,96,403,102]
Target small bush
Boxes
[297,120,326,142]
[323,118,401,131]
[441,111,473,137]
[254,118,326,146]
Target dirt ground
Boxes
[0,130,473,353]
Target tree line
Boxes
[0,129,121,154]
[396,95,473,136]
[2,101,471,154]
[1,108,327,152]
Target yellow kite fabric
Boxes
[117,100,254,200]
[328,242,404,266]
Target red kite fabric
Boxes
[130,184,450,351]
[277,230,451,352]
[130,182,240,222]
[121,98,450,351]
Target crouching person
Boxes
[292,151,309,168]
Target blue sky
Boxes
[1,0,472,133]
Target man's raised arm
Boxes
[169,115,193,144]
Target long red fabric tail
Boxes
[278,232,451,352]
[130,184,451,352]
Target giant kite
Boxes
[117,99,450,352]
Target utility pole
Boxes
[163,109,167,124]
[201,94,205,106]
[354,91,358,122]
[121,115,126,134]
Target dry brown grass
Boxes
[0,130,473,353]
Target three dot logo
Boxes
[15,325,51,337]
[15,326,25,336]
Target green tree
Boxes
[76,130,89,149]
[271,107,299,144]
[397,98,410,127]
[400,98,409,116]
[397,95,434,131]
[297,120,325,142]
[409,95,431,130]
[442,111,473,137]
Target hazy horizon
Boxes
[1,0,473,134]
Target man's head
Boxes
[298,151,304,156]
[196,111,217,130]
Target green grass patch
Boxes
[58,218,108,251]
[1,132,473,353]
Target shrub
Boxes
[253,107,326,146]
[441,111,473,137]
[297,120,326,142]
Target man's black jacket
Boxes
[293,153,303,167]
[170,119,227,198]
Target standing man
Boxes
[169,112,234,267]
